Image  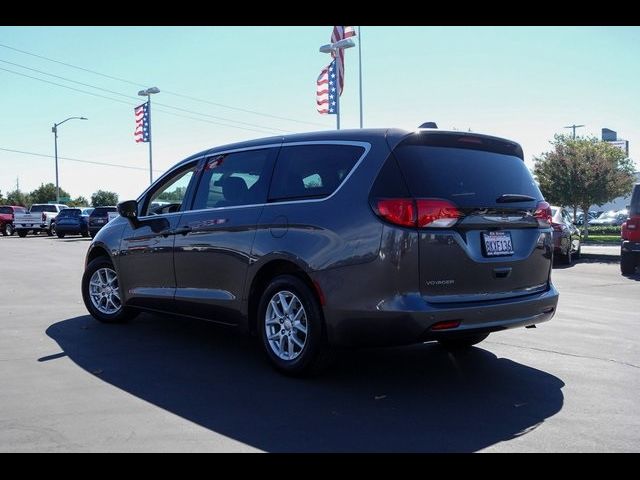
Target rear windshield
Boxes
[30,205,58,213]
[0,207,11,214]
[58,209,81,217]
[630,185,640,216]
[393,145,542,208]
[91,207,117,216]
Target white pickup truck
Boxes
[14,204,69,237]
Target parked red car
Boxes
[0,205,28,236]
[621,183,640,275]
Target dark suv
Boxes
[82,129,558,375]
[621,183,640,275]
[88,206,117,237]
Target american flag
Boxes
[316,59,338,115]
[331,26,356,96]
[134,102,150,143]
[316,26,356,115]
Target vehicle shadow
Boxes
[45,314,565,452]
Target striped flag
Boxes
[316,59,338,115]
[316,26,356,115]
[134,102,150,143]
[331,26,356,96]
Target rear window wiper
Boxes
[496,194,536,203]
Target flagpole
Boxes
[147,94,153,184]
[358,26,363,129]
[336,85,340,130]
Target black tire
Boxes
[57,232,66,238]
[82,257,138,323]
[81,230,89,238]
[47,223,55,236]
[257,274,333,376]
[438,332,490,350]
[17,230,28,238]
[574,243,581,261]
[562,246,573,265]
[6,224,14,236]
[621,253,637,275]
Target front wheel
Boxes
[82,257,138,323]
[258,275,332,376]
[438,332,490,350]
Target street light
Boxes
[318,38,355,130]
[138,86,160,183]
[52,116,88,203]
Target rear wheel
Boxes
[621,253,637,275]
[17,230,28,238]
[82,257,138,323]
[47,223,55,236]
[258,275,332,376]
[438,332,490,350]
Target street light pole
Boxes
[138,87,160,184]
[52,116,88,203]
[564,124,585,139]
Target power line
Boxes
[0,58,293,133]
[0,42,326,128]
[0,146,165,173]
[0,66,284,135]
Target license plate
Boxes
[483,231,514,256]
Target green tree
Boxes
[534,135,635,239]
[91,190,119,207]
[29,183,71,205]
[69,196,89,207]
[6,189,30,207]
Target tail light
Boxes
[375,198,460,229]
[534,201,552,227]
[42,212,46,222]
[622,218,640,240]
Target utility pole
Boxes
[16,177,19,191]
[564,124,585,139]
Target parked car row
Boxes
[0,204,117,238]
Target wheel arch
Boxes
[247,257,322,336]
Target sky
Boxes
[1,26,639,203]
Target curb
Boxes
[580,253,620,261]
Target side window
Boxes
[143,163,197,216]
[268,144,364,202]
[192,149,275,210]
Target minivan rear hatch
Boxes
[390,132,552,303]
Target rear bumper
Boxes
[622,241,640,253]
[56,224,85,234]
[324,284,559,347]
[16,223,46,230]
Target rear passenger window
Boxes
[192,148,276,210]
[269,144,364,201]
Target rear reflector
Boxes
[430,320,461,331]
[375,198,460,229]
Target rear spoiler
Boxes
[397,131,524,160]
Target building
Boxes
[601,128,629,157]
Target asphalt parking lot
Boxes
[1,235,639,452]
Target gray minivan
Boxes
[82,128,558,375]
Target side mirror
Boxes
[117,200,140,227]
